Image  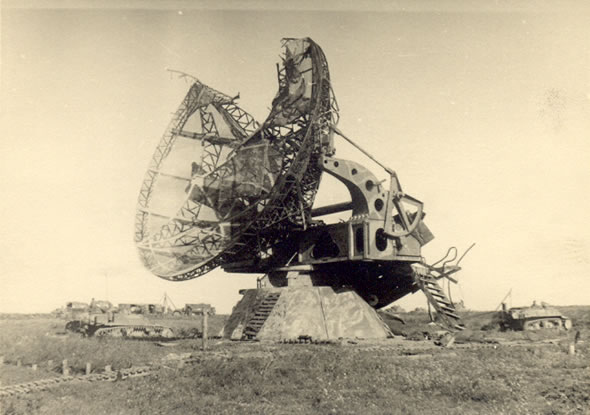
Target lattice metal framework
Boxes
[135,38,339,281]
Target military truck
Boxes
[89,299,114,313]
[496,302,572,331]
[118,303,165,315]
[174,303,215,316]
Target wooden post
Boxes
[16,359,22,367]
[86,362,92,375]
[105,364,112,373]
[202,311,208,350]
[47,359,53,370]
[569,343,576,355]
[62,359,69,376]
[32,364,38,371]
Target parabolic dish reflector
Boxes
[135,38,339,280]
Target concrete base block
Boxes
[223,286,392,341]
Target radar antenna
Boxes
[135,38,466,340]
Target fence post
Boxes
[32,364,38,371]
[86,362,92,375]
[568,343,576,355]
[202,311,208,350]
[16,359,22,367]
[62,359,69,376]
[105,364,112,373]
[47,359,53,370]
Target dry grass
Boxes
[0,316,225,379]
[1,309,589,415]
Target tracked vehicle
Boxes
[87,313,176,338]
[65,303,181,339]
[498,303,572,331]
[64,296,207,339]
[66,312,178,339]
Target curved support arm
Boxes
[383,193,424,238]
[382,170,424,239]
[327,126,426,240]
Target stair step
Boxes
[245,328,262,333]
[242,293,282,340]
[427,290,444,298]
[413,267,465,331]
[442,311,460,319]
[423,282,438,288]
[429,292,449,300]
[434,298,452,306]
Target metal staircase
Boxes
[412,264,465,331]
[243,292,281,339]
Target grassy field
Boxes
[1,308,589,415]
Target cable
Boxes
[431,246,457,268]
[456,242,476,266]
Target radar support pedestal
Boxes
[223,277,393,341]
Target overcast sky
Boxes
[1,1,589,313]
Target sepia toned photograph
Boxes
[1,1,589,413]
